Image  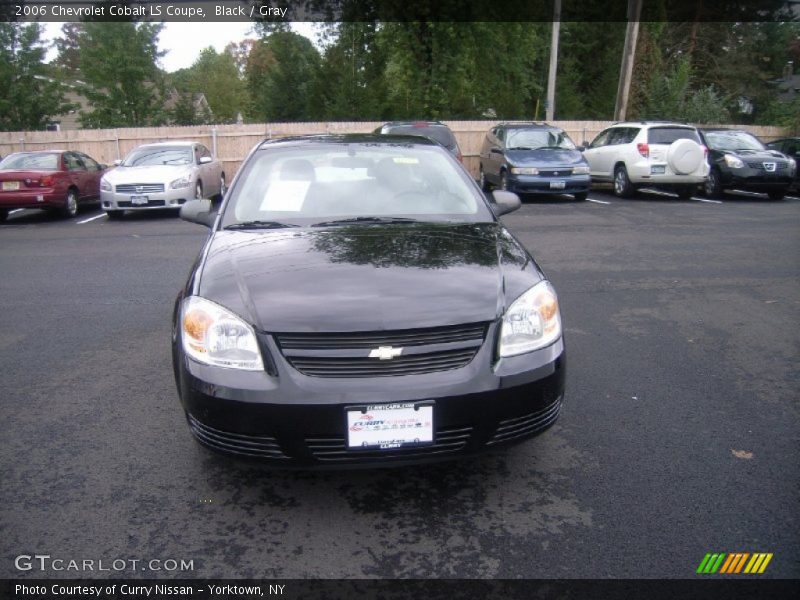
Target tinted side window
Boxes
[590,129,611,148]
[79,154,100,171]
[199,145,212,159]
[497,128,506,143]
[64,153,85,171]
[619,128,640,144]
[648,128,701,144]
[784,140,799,155]
[607,129,629,145]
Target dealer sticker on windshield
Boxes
[347,402,433,450]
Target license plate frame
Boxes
[346,401,434,450]
[130,195,149,205]
[549,180,566,190]
[2,181,20,191]
[650,165,666,174]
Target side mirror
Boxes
[199,156,213,164]
[99,164,108,170]
[491,190,521,216]
[577,143,588,151]
[112,159,122,166]
[180,198,215,227]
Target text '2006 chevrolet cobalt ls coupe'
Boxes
[172,134,566,467]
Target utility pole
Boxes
[613,0,643,121]
[545,0,561,122]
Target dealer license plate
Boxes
[549,180,566,189]
[346,402,434,450]
[2,181,20,191]
[130,195,148,205]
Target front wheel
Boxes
[61,189,79,219]
[479,166,490,192]
[705,169,723,199]
[216,173,226,201]
[768,190,786,201]
[195,181,203,200]
[500,171,509,191]
[613,165,635,198]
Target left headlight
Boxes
[100,178,112,192]
[498,280,562,358]
[510,167,539,175]
[181,296,263,371]
[171,174,192,189]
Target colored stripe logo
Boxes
[697,552,773,574]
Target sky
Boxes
[41,22,319,72]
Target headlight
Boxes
[170,175,192,189]
[181,296,263,370]
[498,280,561,357]
[788,158,796,174]
[510,167,539,175]
[100,179,112,192]
[572,166,590,175]
[724,154,744,169]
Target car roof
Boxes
[379,121,450,128]
[135,141,198,147]
[258,134,439,149]
[498,122,558,130]
[699,128,751,133]
[614,121,694,127]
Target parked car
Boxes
[100,141,225,219]
[699,129,796,200]
[0,150,106,221]
[764,137,800,193]
[479,122,590,201]
[374,121,463,162]
[581,121,708,199]
[172,134,566,467]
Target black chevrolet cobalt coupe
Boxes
[172,135,566,467]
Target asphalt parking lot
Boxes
[1,187,798,579]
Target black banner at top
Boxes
[0,0,798,22]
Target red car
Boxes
[0,150,107,221]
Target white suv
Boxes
[581,122,709,199]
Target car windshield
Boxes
[222,143,491,228]
[703,131,765,152]
[0,152,60,170]
[506,129,576,150]
[122,146,193,167]
[382,125,457,150]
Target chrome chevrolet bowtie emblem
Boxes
[763,162,776,172]
[369,346,403,360]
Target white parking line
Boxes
[9,209,23,214]
[76,213,107,224]
[639,188,677,197]
[691,197,723,204]
[587,197,611,205]
[785,196,800,201]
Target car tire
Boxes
[106,210,124,220]
[0,208,7,223]
[479,166,490,192]
[613,165,635,198]
[768,190,786,201]
[60,188,79,219]
[216,173,226,201]
[195,181,203,200]
[676,186,695,200]
[573,192,588,201]
[500,171,509,191]
[705,169,724,199]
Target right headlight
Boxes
[181,296,263,370]
[572,165,590,175]
[498,280,562,358]
[723,154,744,169]
[100,178,112,192]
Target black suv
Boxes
[765,137,800,192]
[374,121,463,163]
[478,122,590,201]
[699,129,797,200]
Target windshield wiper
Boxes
[507,146,534,150]
[224,220,300,230]
[311,216,419,227]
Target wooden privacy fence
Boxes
[0,121,791,180]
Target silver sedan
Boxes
[100,141,225,219]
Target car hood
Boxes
[718,149,788,161]
[196,223,542,332]
[505,148,585,167]
[104,164,192,183]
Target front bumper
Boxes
[720,169,794,192]
[174,323,566,468]
[101,187,191,211]
[507,173,590,196]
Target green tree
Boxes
[76,22,166,127]
[181,47,248,124]
[0,23,72,131]
[246,31,321,121]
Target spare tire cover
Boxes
[667,138,703,175]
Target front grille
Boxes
[538,169,575,177]
[276,322,487,350]
[275,322,488,378]
[117,199,166,208]
[187,415,288,459]
[487,399,562,446]
[746,161,788,171]
[116,183,165,194]
[306,425,473,462]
